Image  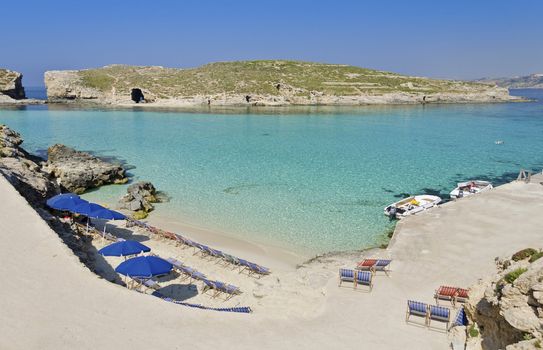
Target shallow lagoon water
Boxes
[1,89,542,254]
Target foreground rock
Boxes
[464,248,543,349]
[118,181,160,218]
[0,125,59,205]
[44,61,520,107]
[43,144,127,193]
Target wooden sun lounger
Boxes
[356,259,392,275]
[428,305,450,330]
[406,300,451,330]
[406,300,429,325]
[131,277,162,292]
[339,268,374,291]
[201,279,241,301]
[435,286,469,306]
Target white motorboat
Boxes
[450,180,493,199]
[384,195,442,219]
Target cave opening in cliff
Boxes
[131,88,144,103]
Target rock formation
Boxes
[118,181,160,218]
[0,69,25,100]
[43,144,127,194]
[463,248,543,350]
[44,61,520,107]
[0,125,59,205]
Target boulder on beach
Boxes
[0,125,59,205]
[43,144,127,194]
[118,181,160,218]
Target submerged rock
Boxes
[0,125,59,205]
[43,144,127,194]
[118,181,160,215]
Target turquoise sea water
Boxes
[1,89,542,254]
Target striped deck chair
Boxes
[435,286,458,305]
[162,231,177,241]
[455,288,469,305]
[212,280,241,301]
[406,300,429,325]
[356,259,377,270]
[453,307,467,327]
[218,252,239,268]
[338,268,356,288]
[166,257,184,270]
[355,271,373,291]
[132,277,162,292]
[373,260,392,275]
[238,259,270,277]
[428,305,450,330]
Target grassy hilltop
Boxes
[77,60,492,98]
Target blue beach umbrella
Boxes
[115,256,172,278]
[99,240,151,257]
[72,202,126,236]
[46,193,89,211]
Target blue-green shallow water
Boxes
[1,89,542,255]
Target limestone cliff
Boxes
[463,248,543,350]
[44,61,520,107]
[0,69,26,100]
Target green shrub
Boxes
[504,268,528,284]
[512,248,537,261]
[468,324,479,338]
[523,333,534,341]
[529,251,543,263]
[535,339,541,348]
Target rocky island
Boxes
[44,60,519,107]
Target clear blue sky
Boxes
[4,0,543,86]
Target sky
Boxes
[3,0,543,86]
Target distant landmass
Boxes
[42,60,519,107]
[475,73,543,89]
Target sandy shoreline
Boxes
[145,213,308,269]
[2,172,543,349]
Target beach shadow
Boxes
[405,319,428,329]
[158,283,199,301]
[91,220,151,242]
[86,244,126,285]
[156,271,182,283]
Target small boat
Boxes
[384,195,441,219]
[495,140,504,145]
[449,180,493,199]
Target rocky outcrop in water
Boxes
[43,61,520,107]
[118,181,160,218]
[0,69,25,100]
[0,125,59,205]
[43,144,128,194]
[462,248,543,350]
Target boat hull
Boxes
[384,195,441,219]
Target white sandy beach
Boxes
[1,173,542,349]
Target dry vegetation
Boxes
[78,60,492,98]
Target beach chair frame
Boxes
[406,300,429,326]
[428,305,450,331]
